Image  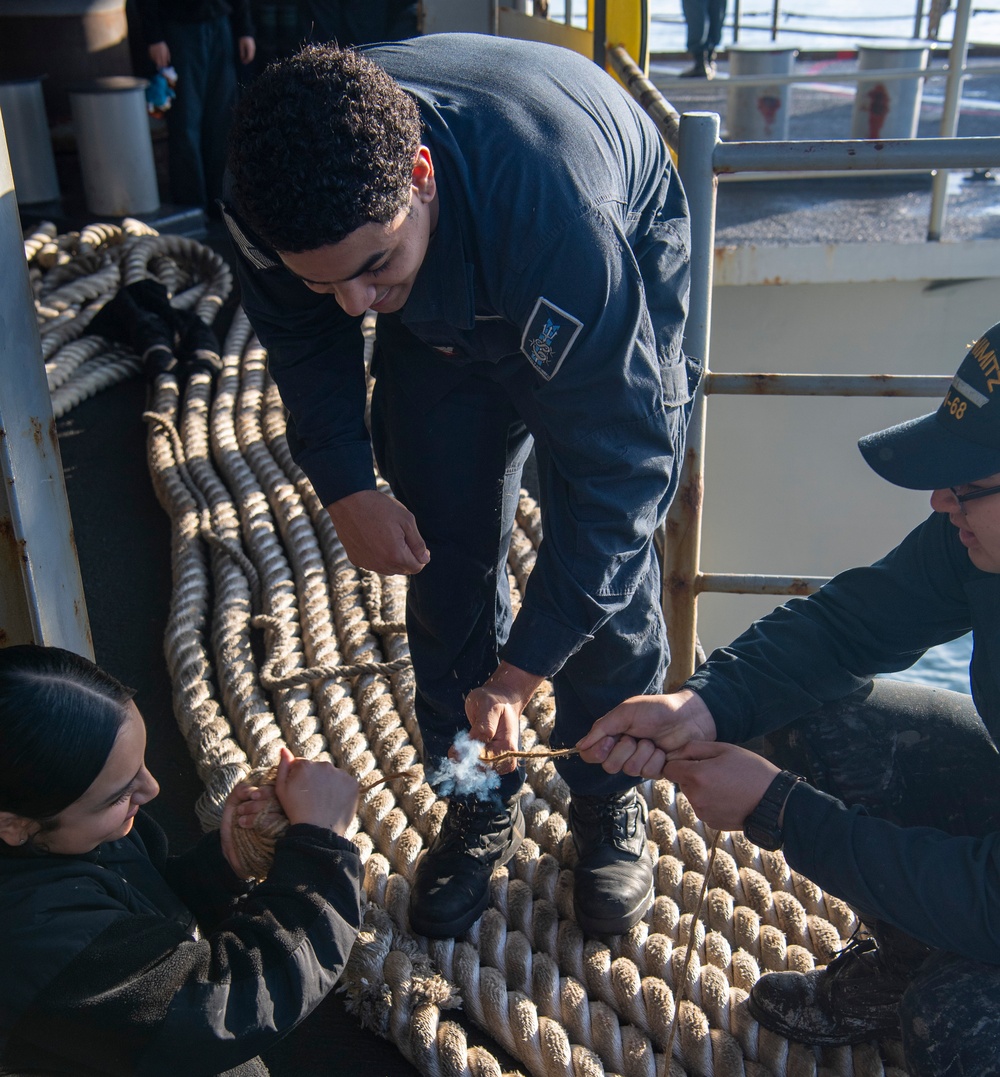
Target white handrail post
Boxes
[927,0,974,240]
[0,110,93,657]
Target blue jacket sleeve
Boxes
[501,204,693,677]
[688,513,974,744]
[783,782,1000,962]
[233,248,376,508]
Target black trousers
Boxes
[754,678,1000,1076]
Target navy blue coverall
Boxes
[226,35,697,799]
[687,510,1000,1073]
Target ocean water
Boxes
[547,0,1000,52]
[889,632,973,694]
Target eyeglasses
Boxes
[950,482,1000,511]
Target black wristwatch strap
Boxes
[743,770,803,851]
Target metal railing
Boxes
[614,0,985,237]
[608,47,1000,688]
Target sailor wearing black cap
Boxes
[579,322,1000,1073]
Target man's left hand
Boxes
[239,36,256,64]
[465,662,544,773]
[663,741,780,831]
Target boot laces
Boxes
[576,790,643,845]
[437,795,513,860]
[827,930,880,978]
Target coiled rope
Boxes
[26,221,910,1077]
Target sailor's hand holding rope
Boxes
[577,687,716,776]
[222,749,359,880]
[464,661,545,774]
[578,689,781,829]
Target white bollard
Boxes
[726,44,798,141]
[69,76,159,217]
[850,41,932,140]
[0,76,60,205]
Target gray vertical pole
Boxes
[928,0,973,240]
[913,0,926,39]
[0,110,93,657]
[593,0,607,68]
[664,112,718,690]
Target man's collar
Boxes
[400,180,475,331]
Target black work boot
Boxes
[409,794,524,938]
[570,787,654,936]
[747,933,913,1045]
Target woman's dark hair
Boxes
[227,43,423,253]
[0,645,135,822]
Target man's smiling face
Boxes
[278,146,438,318]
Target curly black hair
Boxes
[227,44,423,253]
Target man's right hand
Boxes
[327,489,430,575]
[576,689,718,778]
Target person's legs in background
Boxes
[164,16,237,209]
[680,0,720,78]
[198,17,239,209]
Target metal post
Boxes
[593,0,607,68]
[0,112,93,656]
[732,0,741,43]
[664,111,719,690]
[913,0,926,39]
[928,0,973,240]
[770,0,780,41]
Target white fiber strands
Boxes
[42,225,909,1077]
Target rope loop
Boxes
[253,613,413,688]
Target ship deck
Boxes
[652,54,1000,247]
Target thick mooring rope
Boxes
[27,222,911,1077]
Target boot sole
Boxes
[745,991,901,1046]
[408,812,525,939]
[572,872,654,937]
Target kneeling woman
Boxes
[0,645,361,1076]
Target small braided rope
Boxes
[253,613,413,687]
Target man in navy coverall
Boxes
[224,34,697,939]
[580,322,1000,1072]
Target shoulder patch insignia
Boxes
[521,297,583,381]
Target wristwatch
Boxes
[743,770,803,851]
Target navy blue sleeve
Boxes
[688,514,974,744]
[500,203,692,677]
[783,782,1000,962]
[231,240,376,508]
[231,0,255,38]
